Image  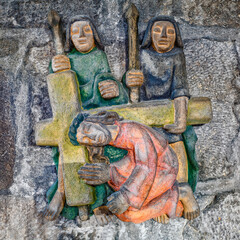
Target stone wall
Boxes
[0,0,239,239]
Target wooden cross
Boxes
[35,71,212,206]
[35,71,95,206]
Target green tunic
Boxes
[50,47,129,109]
[47,47,129,219]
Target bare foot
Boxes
[78,206,89,221]
[179,183,200,220]
[41,191,65,221]
[93,206,115,226]
[153,214,169,224]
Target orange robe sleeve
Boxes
[108,121,182,223]
[110,124,159,210]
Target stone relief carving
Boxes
[35,6,212,225]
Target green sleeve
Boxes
[82,51,129,109]
[182,126,199,192]
[97,52,129,104]
[49,60,54,74]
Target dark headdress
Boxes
[141,16,183,49]
[65,15,104,52]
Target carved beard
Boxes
[86,146,109,164]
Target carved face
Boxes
[151,21,176,53]
[71,21,95,53]
[76,122,111,146]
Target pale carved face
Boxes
[151,21,176,53]
[71,21,95,53]
[76,122,110,146]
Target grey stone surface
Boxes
[0,0,240,239]
[0,194,216,240]
[180,0,240,28]
[196,178,235,196]
[0,0,173,31]
[185,192,240,240]
[0,70,15,191]
[0,38,19,57]
[185,38,239,181]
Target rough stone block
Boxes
[0,70,15,191]
[185,39,239,181]
[180,0,240,28]
[185,192,240,239]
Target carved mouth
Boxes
[78,38,87,44]
[158,40,169,45]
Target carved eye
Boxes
[167,29,175,34]
[72,28,79,34]
[84,26,91,33]
[84,123,91,133]
[153,27,161,33]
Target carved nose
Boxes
[160,26,167,38]
[79,29,85,38]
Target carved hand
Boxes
[98,80,119,99]
[107,191,129,214]
[52,55,71,73]
[163,96,189,134]
[78,163,110,185]
[125,70,144,88]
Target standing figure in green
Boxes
[44,15,129,223]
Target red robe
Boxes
[108,121,183,223]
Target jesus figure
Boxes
[70,111,186,223]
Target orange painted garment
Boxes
[108,121,183,223]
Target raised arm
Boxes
[164,51,190,134]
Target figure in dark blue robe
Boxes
[131,16,200,220]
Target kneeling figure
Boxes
[70,111,189,224]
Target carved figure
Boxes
[37,10,212,225]
[124,16,200,221]
[44,14,129,221]
[51,15,128,109]
[71,111,184,223]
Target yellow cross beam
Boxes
[87,97,212,126]
[35,71,95,206]
[35,71,212,206]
